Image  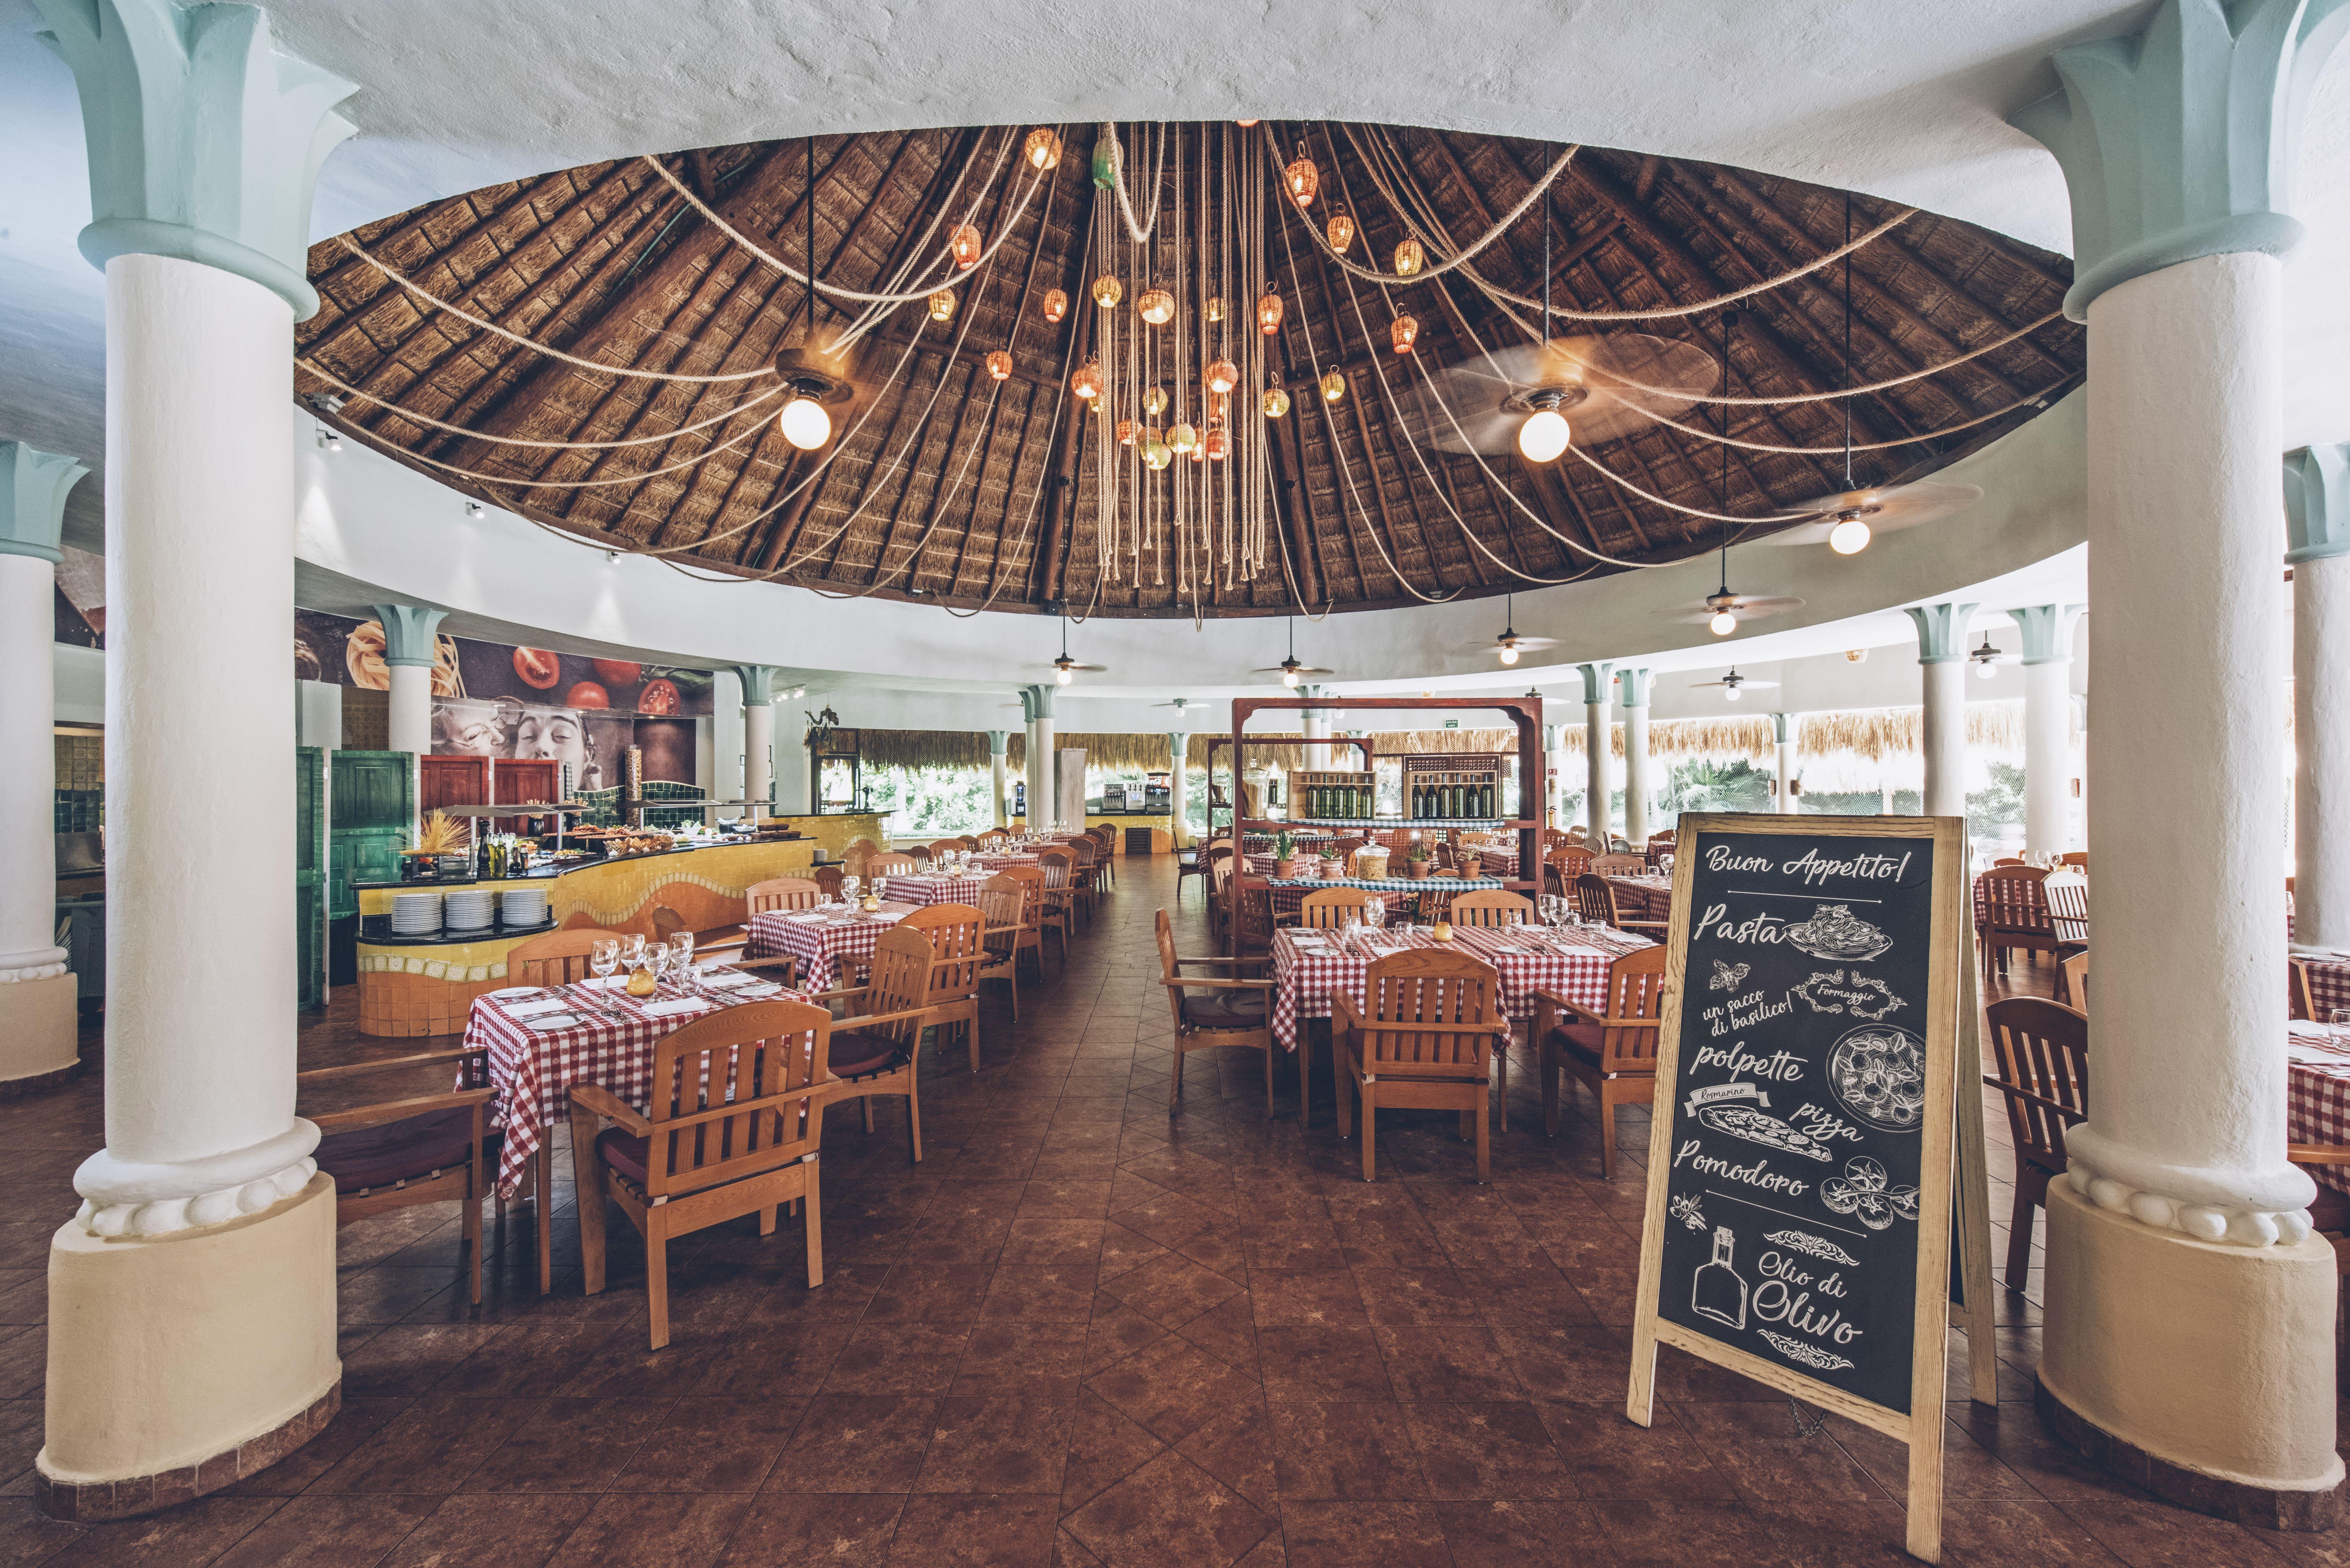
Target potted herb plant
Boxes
[1317,846,1344,879]
[1406,843,1433,879]
[1273,831,1297,879]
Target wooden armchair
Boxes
[901,901,985,1071]
[978,872,1043,1019]
[808,925,947,1162]
[302,1044,497,1304]
[1983,996,2088,1288]
[1535,944,1667,1178]
[2062,950,2089,1013]
[1979,865,2078,985]
[509,927,608,985]
[1335,948,1503,1182]
[569,999,831,1349]
[1065,836,1103,922]
[1575,873,1666,937]
[1087,824,1117,890]
[1156,908,1275,1113]
[927,838,966,861]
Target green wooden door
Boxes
[296,747,327,1011]
[330,751,418,921]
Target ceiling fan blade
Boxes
[1758,481,1984,546]
[1659,594,1806,625]
[1409,333,1721,455]
[1503,635,1562,651]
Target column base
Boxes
[2039,1180,2343,1529]
[0,975,79,1088]
[38,1173,341,1519]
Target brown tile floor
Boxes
[2,858,2343,1565]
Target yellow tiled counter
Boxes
[1012,813,1174,851]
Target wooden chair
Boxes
[1591,853,1646,876]
[1550,846,1596,882]
[1978,865,2077,986]
[810,865,845,899]
[1299,886,1374,928]
[904,844,932,870]
[1335,948,1503,1183]
[1066,835,1103,922]
[979,872,1043,1019]
[302,1044,496,1305]
[2061,950,2089,1013]
[927,838,965,861]
[1088,825,1117,890]
[748,877,822,915]
[2058,851,2089,871]
[569,999,831,1349]
[810,925,948,1161]
[1534,945,1667,1178]
[1992,856,2028,868]
[1174,843,1207,902]
[1446,890,1532,928]
[651,903,747,964]
[1983,996,2088,1289]
[1575,873,1666,937]
[975,830,1009,851]
[2293,957,2321,1022]
[841,838,884,880]
[901,901,985,1071]
[866,852,920,879]
[1035,847,1079,956]
[1156,908,1275,1113]
[509,926,608,986]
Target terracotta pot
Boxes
[1274,857,1296,878]
[1407,859,1430,878]
[1318,859,1342,879]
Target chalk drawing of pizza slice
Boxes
[1695,1103,1835,1162]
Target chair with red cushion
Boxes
[1156,907,1275,1115]
[1535,944,1668,1178]
[301,1045,497,1304]
[568,998,831,1348]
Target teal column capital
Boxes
[368,604,446,668]
[0,442,90,565]
[1576,661,1615,705]
[2287,444,2350,564]
[1020,683,1055,721]
[34,0,359,320]
[1165,732,1187,768]
[1770,712,1792,745]
[1905,602,1979,663]
[2009,0,2350,321]
[987,729,1010,757]
[1616,667,1653,709]
[2008,604,2087,664]
[730,665,778,707]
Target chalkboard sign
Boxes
[1628,814,1965,1563]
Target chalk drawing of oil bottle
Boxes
[1692,1226,1749,1330]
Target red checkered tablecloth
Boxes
[970,853,1041,872]
[463,969,809,1196]
[1267,922,1649,1049]
[881,873,992,906]
[743,902,920,992]
[1605,874,1674,922]
[2302,955,2350,1020]
[2287,1023,2350,1195]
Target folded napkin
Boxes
[699,968,760,988]
[780,913,827,924]
[868,911,909,924]
[499,996,572,1019]
[523,1012,584,1031]
[637,997,716,1020]
[577,975,627,990]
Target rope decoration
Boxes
[297,360,787,449]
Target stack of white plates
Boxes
[500,888,549,928]
[391,893,442,934]
[443,889,495,932]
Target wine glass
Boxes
[2333,1009,2350,1031]
[842,874,861,903]
[670,931,696,993]
[619,932,645,969]
[589,937,618,989]
[643,941,670,994]
[1363,895,1385,935]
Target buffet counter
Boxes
[352,835,830,1037]
[1010,812,1174,850]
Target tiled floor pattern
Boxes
[0,859,2339,1565]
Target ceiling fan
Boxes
[1043,615,1106,685]
[1760,481,1984,553]
[1457,593,1561,665]
[1403,334,1718,458]
[1251,616,1335,689]
[1150,696,1202,710]
[1689,667,1779,703]
[770,136,860,450]
[1967,633,2010,680]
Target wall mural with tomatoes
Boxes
[297,610,713,790]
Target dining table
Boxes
[880,872,993,906]
[1267,919,1654,1050]
[2301,953,2350,1020]
[2286,1021,2350,1195]
[742,900,921,992]
[969,852,1041,872]
[1603,873,1675,923]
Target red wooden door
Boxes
[420,755,489,820]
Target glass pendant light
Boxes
[1262,381,1291,418]
[779,395,831,450]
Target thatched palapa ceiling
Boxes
[295,122,2084,619]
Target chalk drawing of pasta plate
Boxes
[1783,904,1893,962]
[1826,1023,1927,1132]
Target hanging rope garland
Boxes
[297,359,787,449]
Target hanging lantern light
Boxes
[1391,314,1418,354]
[1143,385,1168,418]
[985,349,1012,381]
[1320,368,1346,402]
[1091,133,1121,190]
[1142,429,1171,470]
[1042,287,1068,323]
[1262,381,1291,418]
[928,289,956,322]
[1116,418,1136,446]
[950,224,983,269]
[1091,274,1123,308]
[1256,290,1284,335]
[1393,237,1425,277]
[1327,212,1356,254]
[1204,425,1229,462]
[1023,127,1062,170]
[1203,357,1239,395]
[1205,296,1225,323]
[1070,359,1103,400]
[1169,421,1199,454]
[1191,444,1206,463]
[1137,287,1175,325]
[1284,153,1319,207]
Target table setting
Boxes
[881,872,993,906]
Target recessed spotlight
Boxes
[465,501,485,518]
[313,425,341,452]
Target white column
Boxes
[370,604,444,758]
[1771,712,1799,814]
[2289,446,2350,954]
[1302,684,1332,771]
[989,730,1012,829]
[1618,667,1652,848]
[1577,661,1612,842]
[1165,730,1189,846]
[731,665,776,820]
[2010,606,2085,857]
[0,444,88,1084]
[710,669,745,818]
[1904,603,1975,819]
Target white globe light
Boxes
[1517,408,1571,463]
[1723,685,1741,702]
[1055,666,1073,685]
[1282,668,1300,688]
[1828,517,1871,554]
[1498,644,1520,665]
[1975,658,1998,681]
[1709,609,1738,636]
[779,395,832,450]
